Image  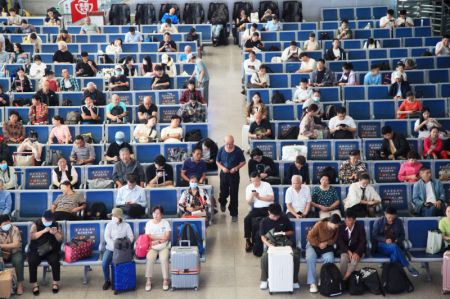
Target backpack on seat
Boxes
[319,263,344,297]
[381,262,414,294]
[66,111,81,125]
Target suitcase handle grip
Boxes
[179,240,191,247]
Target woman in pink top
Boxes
[48,115,72,144]
[423,126,446,159]
[397,151,422,182]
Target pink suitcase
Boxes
[443,251,450,294]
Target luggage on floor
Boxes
[177,222,204,255]
[267,246,293,294]
[64,237,93,263]
[381,262,414,294]
[112,237,133,265]
[360,267,383,295]
[443,251,450,294]
[0,269,14,298]
[426,229,442,254]
[348,271,365,295]
[171,242,200,291]
[319,263,343,297]
[111,261,136,294]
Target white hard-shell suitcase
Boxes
[268,246,294,294]
[170,241,200,291]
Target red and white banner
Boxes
[71,0,98,23]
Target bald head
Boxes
[224,135,235,151]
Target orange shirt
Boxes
[397,100,422,119]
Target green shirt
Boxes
[439,217,450,238]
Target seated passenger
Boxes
[248,112,272,140]
[344,173,381,217]
[151,65,170,90]
[293,78,313,103]
[285,175,311,218]
[109,65,130,92]
[106,94,128,124]
[338,150,367,184]
[248,148,278,182]
[281,41,302,62]
[146,155,174,188]
[140,56,154,76]
[178,176,210,218]
[12,67,32,92]
[44,9,61,26]
[372,207,419,276]
[0,181,12,215]
[116,174,147,219]
[423,127,447,159]
[80,96,100,124]
[144,206,171,291]
[397,92,422,119]
[75,52,97,77]
[3,111,24,144]
[337,62,357,86]
[259,203,300,290]
[244,32,265,53]
[70,135,96,166]
[48,116,71,144]
[390,62,408,84]
[337,211,366,280]
[51,181,86,220]
[240,22,258,46]
[312,173,342,218]
[83,82,106,106]
[0,214,24,294]
[53,41,74,63]
[296,52,317,73]
[112,148,145,188]
[133,116,158,143]
[398,150,422,182]
[160,54,177,78]
[245,92,267,124]
[336,19,352,40]
[412,166,447,216]
[306,214,341,293]
[80,16,101,34]
[380,9,395,29]
[124,27,143,43]
[56,29,71,43]
[35,80,59,106]
[243,50,261,75]
[414,107,443,139]
[180,80,205,104]
[303,32,320,51]
[299,104,327,139]
[363,38,381,49]
[17,130,43,164]
[302,90,324,115]
[328,106,356,139]
[285,155,309,184]
[325,38,346,61]
[380,125,410,160]
[363,64,381,85]
[395,10,414,27]
[102,208,134,290]
[158,32,177,52]
[435,34,450,56]
[160,18,178,34]
[105,131,134,164]
[137,95,158,123]
[439,206,450,250]
[52,157,78,189]
[7,8,21,25]
[195,138,218,171]
[177,94,206,123]
[264,15,281,31]
[180,148,207,186]
[310,59,334,86]
[0,161,16,190]
[29,96,48,125]
[59,68,80,91]
[249,64,270,88]
[160,115,183,143]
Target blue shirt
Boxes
[179,53,188,62]
[264,20,281,31]
[216,146,245,169]
[195,59,209,83]
[0,191,12,215]
[161,13,179,24]
[182,158,207,179]
[363,72,381,85]
[106,102,127,114]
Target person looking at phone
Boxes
[328,107,356,139]
[146,155,174,188]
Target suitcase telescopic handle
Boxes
[179,240,191,247]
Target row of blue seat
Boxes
[321,6,388,21]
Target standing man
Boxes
[216,135,246,222]
[188,53,210,102]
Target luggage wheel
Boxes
[194,287,198,291]
[269,291,272,295]
[114,290,118,295]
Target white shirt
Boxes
[243,58,261,75]
[344,182,381,209]
[104,221,134,251]
[63,79,72,89]
[395,17,414,27]
[124,31,143,43]
[285,185,311,214]
[145,219,171,238]
[436,41,450,56]
[116,184,147,207]
[29,62,47,79]
[414,119,433,139]
[391,71,407,84]
[328,115,356,130]
[300,58,316,72]
[425,181,436,204]
[332,48,341,59]
[52,166,78,187]
[242,29,260,44]
[380,16,395,29]
[293,87,312,102]
[245,181,274,208]
[281,47,301,62]
[161,126,183,143]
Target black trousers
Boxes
[54,211,80,221]
[219,171,240,217]
[244,207,269,239]
[118,204,146,219]
[347,204,376,218]
[28,251,60,283]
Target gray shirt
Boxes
[70,144,95,164]
[112,159,145,185]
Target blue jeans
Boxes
[305,243,335,285]
[102,250,113,282]
[421,205,444,217]
[377,242,409,267]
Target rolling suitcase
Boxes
[268,246,293,294]
[171,241,200,291]
[443,251,450,294]
[111,261,136,295]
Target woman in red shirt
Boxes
[423,127,447,159]
[397,91,422,119]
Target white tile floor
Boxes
[17,45,445,299]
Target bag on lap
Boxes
[64,236,93,263]
[88,178,115,189]
[381,262,414,294]
[319,263,344,297]
[113,237,133,265]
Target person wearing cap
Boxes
[75,52,97,77]
[248,112,272,140]
[102,207,134,290]
[241,23,259,46]
[84,82,106,106]
[29,54,47,80]
[137,96,158,123]
[180,148,207,186]
[106,94,128,124]
[112,147,145,188]
[12,67,32,92]
[180,79,205,104]
[29,95,48,125]
[160,115,183,143]
[56,29,72,43]
[293,78,313,103]
[388,73,411,99]
[244,172,274,252]
[159,18,178,34]
[244,32,265,53]
[109,65,130,91]
[338,150,367,184]
[151,65,171,90]
[59,68,80,91]
[304,32,320,51]
[281,41,301,62]
[296,52,316,73]
[22,32,42,53]
[344,173,381,217]
[395,9,414,27]
[116,174,147,218]
[336,19,352,40]
[0,214,24,294]
[105,131,134,163]
[51,181,86,220]
[380,9,396,29]
[80,16,101,34]
[328,106,357,139]
[248,148,279,184]
[124,26,143,43]
[53,41,74,63]
[159,53,177,78]
[147,155,174,188]
[161,6,179,24]
[310,59,334,87]
[158,32,177,52]
[435,34,450,56]
[243,50,261,75]
[363,64,381,85]
[391,62,408,84]
[264,14,281,31]
[35,79,59,106]
[177,89,206,123]
[28,210,63,295]
[20,19,36,34]
[312,172,342,218]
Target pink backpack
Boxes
[135,234,150,258]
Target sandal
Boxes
[52,283,59,294]
[32,285,40,296]
[162,279,170,291]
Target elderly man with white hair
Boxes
[179,45,192,63]
[83,82,106,105]
[52,41,74,63]
[285,175,311,218]
[80,16,101,34]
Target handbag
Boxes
[426,229,443,254]
[135,234,150,258]
[37,241,53,257]
[151,238,169,251]
[88,178,114,189]
[64,236,93,263]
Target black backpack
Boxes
[360,267,384,295]
[110,105,124,116]
[185,129,202,142]
[348,271,366,295]
[258,1,279,19]
[319,263,344,297]
[272,91,285,104]
[86,202,108,220]
[279,126,299,140]
[381,262,414,294]
[135,3,156,24]
[183,3,205,24]
[324,105,336,120]
[282,1,303,22]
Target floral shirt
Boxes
[29,103,48,124]
[2,121,25,143]
[338,160,367,184]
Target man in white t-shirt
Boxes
[160,115,183,143]
[293,78,313,103]
[244,172,274,252]
[395,10,414,27]
[241,23,260,46]
[285,175,311,218]
[243,50,261,75]
[380,9,396,29]
[296,52,317,73]
[435,34,450,56]
[328,106,357,139]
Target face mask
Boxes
[116,140,123,145]
[43,220,52,227]
[1,224,11,231]
[0,164,7,171]
[312,97,320,102]
[115,70,123,76]
[112,216,120,224]
[190,182,198,189]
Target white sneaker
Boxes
[259,281,268,290]
[293,283,300,289]
[309,284,318,293]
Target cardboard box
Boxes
[0,269,14,299]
